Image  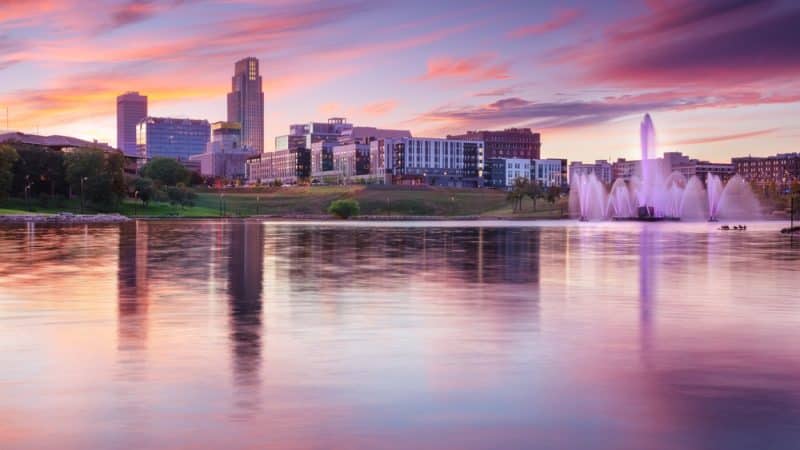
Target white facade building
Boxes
[532,159,565,187]
[503,158,531,186]
[569,160,613,185]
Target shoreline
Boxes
[1,212,792,225]
[0,213,131,224]
[0,212,568,223]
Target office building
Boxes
[447,128,540,159]
[245,148,311,185]
[385,137,484,187]
[532,159,567,187]
[189,122,257,180]
[117,92,147,156]
[136,117,210,162]
[485,158,531,188]
[612,152,735,184]
[569,160,614,185]
[733,153,800,191]
[227,57,264,152]
[331,143,371,179]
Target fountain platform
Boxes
[611,216,681,222]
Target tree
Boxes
[188,170,204,187]
[526,181,544,211]
[7,142,66,198]
[328,198,360,219]
[0,144,20,199]
[64,148,126,210]
[546,185,561,204]
[141,157,190,187]
[132,177,155,206]
[166,183,196,208]
[506,177,529,213]
[106,151,127,203]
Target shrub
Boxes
[328,198,360,219]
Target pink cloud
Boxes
[420,55,510,82]
[666,128,779,145]
[508,8,582,38]
[362,100,397,115]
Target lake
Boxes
[0,220,798,449]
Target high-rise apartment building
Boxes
[116,92,147,156]
[227,57,264,152]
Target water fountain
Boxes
[570,114,761,221]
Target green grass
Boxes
[1,185,569,218]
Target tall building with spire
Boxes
[117,92,147,156]
[227,57,264,152]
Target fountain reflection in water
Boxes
[570,114,761,221]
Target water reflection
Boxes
[226,221,264,418]
[117,222,149,354]
[0,220,799,449]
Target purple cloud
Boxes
[419,91,800,130]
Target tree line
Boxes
[0,141,204,211]
[506,177,563,213]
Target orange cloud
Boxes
[318,102,342,115]
[362,100,397,115]
[420,55,510,82]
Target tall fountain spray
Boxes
[569,113,762,221]
[639,114,656,210]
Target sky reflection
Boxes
[0,220,798,449]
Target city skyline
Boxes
[1,0,799,163]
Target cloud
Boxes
[0,59,20,71]
[508,8,582,38]
[666,128,779,145]
[419,54,510,82]
[566,1,800,88]
[473,87,516,97]
[415,91,800,132]
[318,102,342,115]
[362,100,397,115]
[110,0,160,27]
[611,0,774,40]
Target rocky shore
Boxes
[0,212,131,224]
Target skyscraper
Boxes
[116,92,147,156]
[227,57,264,152]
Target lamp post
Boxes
[219,190,224,217]
[80,176,87,214]
[256,195,260,216]
[134,190,139,217]
[24,175,30,211]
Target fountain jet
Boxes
[569,114,761,222]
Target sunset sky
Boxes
[1,0,798,162]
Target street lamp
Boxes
[80,176,88,214]
[256,195,260,216]
[134,190,139,217]
[24,175,30,211]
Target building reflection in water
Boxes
[226,221,265,418]
[117,221,150,358]
[277,226,542,334]
[282,226,541,287]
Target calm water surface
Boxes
[0,220,799,449]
